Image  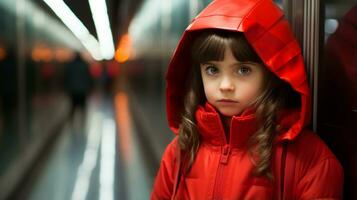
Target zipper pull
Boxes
[220,145,231,164]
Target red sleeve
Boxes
[150,137,179,200]
[296,157,344,200]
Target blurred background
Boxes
[0,0,355,199]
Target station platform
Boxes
[0,86,174,200]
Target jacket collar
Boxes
[195,102,301,148]
[195,102,257,148]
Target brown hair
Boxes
[178,30,300,178]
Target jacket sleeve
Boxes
[296,157,344,200]
[151,136,179,200]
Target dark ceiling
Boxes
[35,0,144,48]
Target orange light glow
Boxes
[42,48,53,62]
[0,47,6,61]
[115,34,132,63]
[54,48,73,62]
[31,45,54,62]
[31,48,42,62]
[114,92,132,161]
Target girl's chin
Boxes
[218,109,243,117]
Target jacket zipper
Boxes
[212,145,231,200]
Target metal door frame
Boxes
[283,0,323,131]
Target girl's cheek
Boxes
[242,85,260,100]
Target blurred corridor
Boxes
[0,0,356,199]
[1,84,172,200]
[13,89,158,200]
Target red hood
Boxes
[166,0,311,142]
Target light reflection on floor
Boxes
[26,91,151,200]
[114,91,151,200]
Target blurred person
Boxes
[100,60,119,96]
[151,0,343,199]
[0,48,17,133]
[64,53,93,125]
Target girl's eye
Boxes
[205,65,219,75]
[237,66,251,75]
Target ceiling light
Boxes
[43,0,102,60]
[88,0,115,60]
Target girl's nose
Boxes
[219,76,235,92]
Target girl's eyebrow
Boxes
[235,61,261,65]
[201,61,218,64]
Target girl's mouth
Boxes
[217,99,239,103]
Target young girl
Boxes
[151,0,343,199]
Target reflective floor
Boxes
[7,88,170,200]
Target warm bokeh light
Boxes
[114,34,132,63]
[54,48,74,62]
[42,48,53,62]
[31,47,42,62]
[31,45,55,62]
[0,47,6,61]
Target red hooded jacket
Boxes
[151,0,343,199]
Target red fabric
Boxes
[153,0,343,199]
[152,104,343,199]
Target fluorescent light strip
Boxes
[88,0,115,60]
[99,118,116,200]
[43,0,102,60]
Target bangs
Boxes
[191,30,262,64]
[191,31,227,64]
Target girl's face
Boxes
[200,46,266,117]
